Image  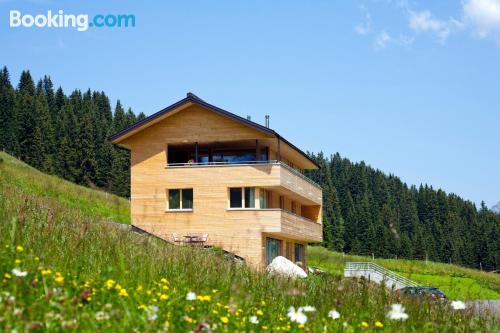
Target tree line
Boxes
[1,67,498,270]
[306,153,499,271]
[0,67,144,197]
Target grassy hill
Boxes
[0,152,497,332]
[309,247,500,300]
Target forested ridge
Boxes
[0,67,144,197]
[306,153,499,271]
[0,67,498,271]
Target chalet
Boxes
[110,93,322,268]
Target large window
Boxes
[168,189,193,210]
[229,187,255,208]
[294,243,304,263]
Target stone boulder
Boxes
[267,256,307,278]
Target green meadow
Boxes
[0,152,498,332]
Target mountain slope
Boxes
[0,152,497,331]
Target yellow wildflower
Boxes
[256,309,264,316]
[136,285,143,292]
[375,321,383,328]
[361,322,369,328]
[298,324,304,329]
[16,245,24,252]
[4,273,11,279]
[213,310,219,314]
[55,273,64,284]
[160,294,169,300]
[106,279,115,289]
[183,316,193,323]
[220,316,229,324]
[41,269,52,276]
[212,289,218,293]
[162,285,169,290]
[138,304,147,310]
[160,278,168,284]
[115,284,122,291]
[15,259,22,264]
[118,288,128,297]
[196,295,211,302]
[147,290,152,295]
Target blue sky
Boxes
[1,0,499,207]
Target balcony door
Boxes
[266,238,281,265]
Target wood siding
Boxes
[122,104,322,268]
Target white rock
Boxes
[267,256,307,278]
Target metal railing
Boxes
[166,160,322,189]
[345,262,419,288]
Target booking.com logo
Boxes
[9,10,135,31]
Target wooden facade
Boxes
[112,95,322,268]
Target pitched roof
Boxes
[110,93,319,169]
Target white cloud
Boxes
[408,10,464,42]
[463,0,500,42]
[355,5,372,35]
[375,31,391,49]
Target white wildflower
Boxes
[299,305,316,312]
[328,309,340,320]
[451,300,466,310]
[186,291,196,301]
[387,304,408,320]
[11,268,27,277]
[249,315,259,324]
[95,311,109,321]
[287,306,308,325]
[147,305,159,321]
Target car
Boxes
[400,286,447,300]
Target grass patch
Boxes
[309,246,500,300]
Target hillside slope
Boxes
[0,153,497,332]
[309,247,500,300]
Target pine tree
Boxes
[0,67,18,155]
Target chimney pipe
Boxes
[265,115,270,128]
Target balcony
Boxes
[224,208,322,243]
[165,160,322,205]
[276,210,322,242]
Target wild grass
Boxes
[0,152,498,331]
[0,152,129,224]
[309,246,500,300]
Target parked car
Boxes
[400,286,447,300]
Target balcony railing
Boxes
[166,160,322,189]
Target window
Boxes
[294,243,304,263]
[279,196,285,210]
[259,189,268,209]
[229,187,255,208]
[229,188,242,208]
[168,189,193,210]
[266,238,281,265]
[291,201,297,214]
[244,187,255,208]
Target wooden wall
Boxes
[121,104,322,267]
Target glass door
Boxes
[266,238,281,265]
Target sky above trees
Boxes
[1,0,499,206]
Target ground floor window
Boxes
[294,243,304,264]
[266,237,281,265]
[167,188,193,210]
